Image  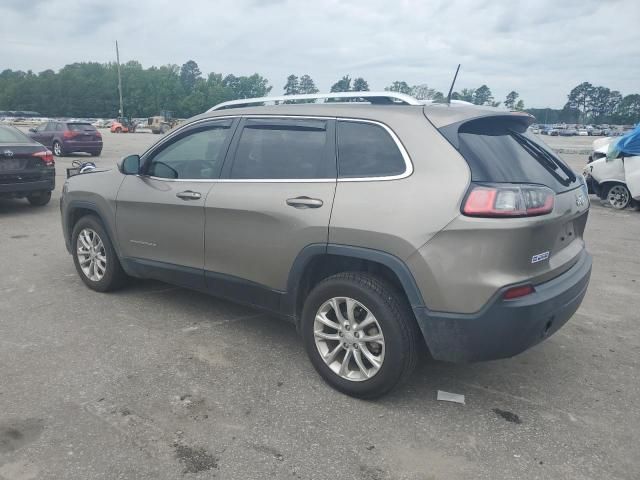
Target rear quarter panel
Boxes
[329,110,471,262]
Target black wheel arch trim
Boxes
[284,243,426,320]
[64,200,120,256]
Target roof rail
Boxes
[207,91,422,111]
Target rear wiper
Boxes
[510,131,577,184]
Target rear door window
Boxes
[337,121,407,178]
[443,117,578,192]
[229,118,333,179]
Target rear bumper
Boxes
[0,170,55,196]
[413,250,592,363]
[63,140,102,152]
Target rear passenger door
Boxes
[204,117,336,306]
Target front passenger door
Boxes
[116,119,237,288]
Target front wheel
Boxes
[71,216,127,292]
[605,183,631,210]
[301,272,418,399]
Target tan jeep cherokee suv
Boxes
[61,92,591,398]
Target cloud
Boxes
[1,0,638,107]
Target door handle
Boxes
[176,190,202,200]
[286,196,323,209]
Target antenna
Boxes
[446,64,461,104]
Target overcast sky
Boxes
[2,0,639,108]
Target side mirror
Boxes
[28,127,36,133]
[118,154,140,175]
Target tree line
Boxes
[1,60,638,124]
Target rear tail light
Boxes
[503,284,535,300]
[33,150,55,166]
[63,130,80,139]
[463,183,555,218]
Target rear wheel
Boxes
[90,150,102,157]
[27,191,51,206]
[605,183,631,209]
[115,127,122,133]
[301,272,418,398]
[71,216,127,292]
[52,141,64,157]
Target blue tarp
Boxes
[610,124,640,158]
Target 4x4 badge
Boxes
[576,193,586,207]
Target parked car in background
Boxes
[559,128,577,136]
[577,128,589,136]
[590,127,604,136]
[0,124,55,205]
[60,91,592,398]
[28,121,102,157]
[542,127,559,136]
[584,136,640,209]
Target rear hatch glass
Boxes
[67,123,97,132]
[441,116,579,193]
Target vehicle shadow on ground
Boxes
[118,278,571,416]
[0,198,57,217]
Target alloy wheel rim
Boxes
[54,143,61,155]
[314,297,385,382]
[608,185,629,209]
[76,228,107,281]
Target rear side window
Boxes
[337,121,406,178]
[230,119,332,179]
[67,123,96,132]
[445,117,578,192]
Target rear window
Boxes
[67,123,96,131]
[0,125,32,143]
[444,117,578,192]
[337,121,406,178]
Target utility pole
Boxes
[116,40,124,119]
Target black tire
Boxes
[52,140,65,157]
[301,272,419,399]
[115,127,122,133]
[604,183,631,210]
[71,215,127,292]
[27,191,51,206]
[90,150,102,157]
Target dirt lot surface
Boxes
[0,129,638,479]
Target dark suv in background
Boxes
[28,121,102,157]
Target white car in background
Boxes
[577,128,589,136]
[584,138,640,209]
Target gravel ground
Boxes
[0,129,638,480]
